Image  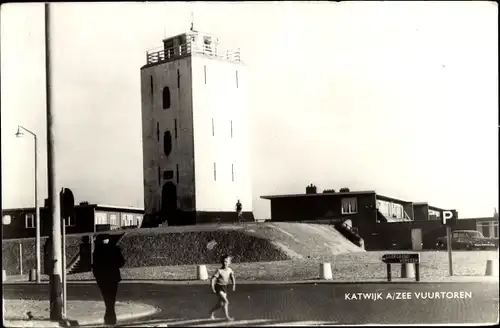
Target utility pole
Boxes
[45,2,63,320]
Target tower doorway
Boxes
[161,182,177,222]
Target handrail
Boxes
[146,42,241,64]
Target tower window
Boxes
[236,70,239,88]
[176,164,179,184]
[213,162,216,181]
[150,76,154,99]
[156,122,160,142]
[177,69,180,89]
[164,131,172,156]
[232,163,234,182]
[163,87,171,109]
[164,170,174,180]
[174,119,178,139]
[158,167,161,186]
[230,120,233,138]
[212,118,215,136]
[204,65,207,84]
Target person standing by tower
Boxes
[92,234,125,326]
[235,200,243,223]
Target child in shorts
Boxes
[210,254,236,321]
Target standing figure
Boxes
[210,255,236,321]
[235,200,243,223]
[92,234,125,326]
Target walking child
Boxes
[210,254,236,321]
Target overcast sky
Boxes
[1,1,498,219]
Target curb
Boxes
[4,304,160,328]
[68,304,160,327]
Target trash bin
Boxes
[29,269,36,282]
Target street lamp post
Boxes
[15,125,41,284]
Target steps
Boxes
[67,256,86,275]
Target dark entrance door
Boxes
[161,182,177,224]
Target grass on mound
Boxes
[119,229,290,268]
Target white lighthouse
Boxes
[140,30,253,225]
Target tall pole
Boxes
[45,2,63,320]
[34,135,41,283]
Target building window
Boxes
[163,87,171,109]
[176,164,180,184]
[177,69,180,88]
[25,214,35,228]
[164,170,174,180]
[174,119,178,139]
[212,118,215,136]
[236,70,239,88]
[213,162,217,181]
[158,167,161,186]
[232,163,234,182]
[230,120,233,138]
[110,214,117,226]
[341,198,358,215]
[164,131,172,156]
[156,122,160,142]
[65,216,76,227]
[204,65,207,84]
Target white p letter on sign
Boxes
[442,210,453,225]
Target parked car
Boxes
[436,230,499,250]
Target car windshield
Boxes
[466,231,484,238]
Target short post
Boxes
[386,263,392,282]
[19,243,23,276]
[197,265,208,281]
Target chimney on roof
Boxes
[306,184,317,194]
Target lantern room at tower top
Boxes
[145,30,242,66]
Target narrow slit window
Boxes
[232,163,234,182]
[174,119,178,139]
[213,162,216,181]
[230,120,233,138]
[158,167,161,186]
[176,164,179,184]
[212,118,215,136]
[150,76,154,99]
[204,65,207,84]
[156,122,160,142]
[236,70,239,88]
[163,87,171,109]
[177,69,180,89]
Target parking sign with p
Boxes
[442,210,458,226]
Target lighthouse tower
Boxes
[140,30,253,225]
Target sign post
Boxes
[62,217,67,317]
[442,210,457,276]
[382,253,420,282]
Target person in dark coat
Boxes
[92,234,125,326]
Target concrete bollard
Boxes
[401,263,415,278]
[197,265,208,281]
[485,260,499,277]
[320,263,333,280]
[2,270,6,282]
[29,269,37,282]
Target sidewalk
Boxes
[3,299,160,328]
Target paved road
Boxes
[4,282,498,326]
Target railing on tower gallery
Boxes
[146,42,241,64]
